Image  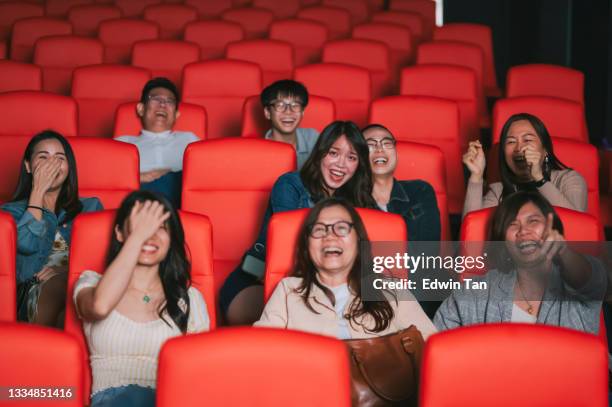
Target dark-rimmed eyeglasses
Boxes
[309,221,354,238]
[268,100,304,113]
[147,95,177,107]
[366,138,396,151]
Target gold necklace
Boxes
[516,279,534,315]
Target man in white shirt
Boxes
[116,77,199,207]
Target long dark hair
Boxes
[106,190,191,333]
[293,198,394,333]
[300,121,376,208]
[489,191,564,272]
[498,113,569,199]
[12,130,82,221]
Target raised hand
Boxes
[31,156,63,195]
[521,145,544,182]
[125,200,171,244]
[539,213,567,264]
[462,141,486,181]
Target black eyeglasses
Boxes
[309,221,354,238]
[366,138,396,151]
[268,100,304,113]
[147,95,177,107]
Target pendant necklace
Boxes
[516,280,534,314]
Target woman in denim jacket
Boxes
[220,121,377,325]
[1,130,102,326]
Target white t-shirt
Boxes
[116,130,199,172]
[511,303,537,323]
[330,283,352,340]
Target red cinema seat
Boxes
[113,102,207,139]
[113,0,161,18]
[253,0,299,18]
[98,18,159,64]
[67,4,121,37]
[0,322,85,406]
[157,328,351,407]
[185,0,232,19]
[72,65,151,137]
[241,94,335,137]
[64,209,216,405]
[10,17,72,62]
[0,40,5,59]
[264,208,407,300]
[506,63,585,106]
[226,39,294,87]
[143,4,198,40]
[0,136,31,203]
[420,324,608,407]
[221,7,274,39]
[297,6,352,40]
[0,213,16,321]
[182,138,295,298]
[269,18,328,67]
[369,95,464,215]
[323,0,369,25]
[417,40,488,128]
[295,63,371,127]
[132,40,199,87]
[372,11,424,44]
[45,0,93,18]
[34,35,103,95]
[0,91,78,137]
[434,23,501,97]
[184,20,244,61]
[0,60,41,92]
[182,60,262,138]
[323,38,394,98]
[394,141,450,240]
[0,2,44,41]
[69,137,139,209]
[401,64,480,147]
[389,0,435,40]
[352,22,415,70]
[492,96,588,143]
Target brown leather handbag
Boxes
[344,325,424,407]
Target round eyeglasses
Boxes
[268,100,304,113]
[147,95,177,107]
[366,138,396,151]
[309,221,354,239]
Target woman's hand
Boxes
[462,141,486,182]
[31,156,62,195]
[521,145,545,182]
[539,213,567,264]
[125,200,170,244]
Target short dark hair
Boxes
[260,79,309,108]
[361,123,395,140]
[140,77,180,107]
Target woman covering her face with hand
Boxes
[1,130,102,326]
[462,113,587,217]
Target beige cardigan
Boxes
[463,169,588,218]
[254,277,437,340]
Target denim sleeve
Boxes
[417,181,441,241]
[270,173,307,213]
[1,205,48,255]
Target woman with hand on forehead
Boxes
[462,113,587,217]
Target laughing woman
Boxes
[74,191,209,407]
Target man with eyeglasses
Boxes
[116,77,199,207]
[261,80,319,169]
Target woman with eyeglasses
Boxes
[220,121,377,325]
[255,198,436,339]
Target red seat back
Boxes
[34,35,103,95]
[253,0,300,18]
[184,0,232,19]
[269,18,328,67]
[506,63,585,106]
[45,0,93,18]
[0,321,85,406]
[389,0,435,40]
[369,95,464,214]
[226,39,295,87]
[221,7,274,39]
[241,94,335,137]
[420,324,608,407]
[371,10,424,44]
[265,208,407,300]
[182,60,262,138]
[67,4,121,37]
[132,40,199,87]
[0,61,41,92]
[184,20,244,60]
[98,18,159,64]
[143,4,198,40]
[11,17,72,62]
[72,64,151,137]
[0,213,16,321]
[157,328,351,407]
[113,101,207,139]
[0,135,31,203]
[295,63,371,127]
[182,139,295,296]
[113,0,161,18]
[65,209,216,405]
[297,6,352,40]
[352,22,415,68]
[0,2,44,41]
[323,0,369,25]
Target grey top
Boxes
[264,127,319,170]
[434,259,606,335]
